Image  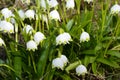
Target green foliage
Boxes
[0,0,120,80]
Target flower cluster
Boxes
[26,31,46,51]
[52,55,68,70]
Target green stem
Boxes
[4,45,12,65]
[104,16,120,55]
[14,23,22,78]
[62,1,68,22]
[30,52,37,73]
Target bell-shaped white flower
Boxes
[66,0,75,9]
[49,10,60,21]
[56,32,72,45]
[110,4,120,14]
[0,21,14,33]
[60,55,69,66]
[1,8,13,19]
[25,10,35,19]
[52,58,64,70]
[76,65,87,76]
[48,0,58,8]
[23,25,33,34]
[84,0,93,4]
[0,38,5,46]
[80,31,90,43]
[26,40,37,51]
[34,32,46,45]
[18,10,25,19]
[40,0,49,9]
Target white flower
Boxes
[80,31,90,43]
[0,38,5,46]
[60,55,68,66]
[10,18,16,24]
[48,0,58,8]
[34,32,46,45]
[52,58,64,70]
[18,10,25,19]
[110,4,120,14]
[84,0,93,4]
[66,0,75,9]
[76,65,87,76]
[0,21,14,33]
[25,10,35,19]
[49,10,60,21]
[56,32,72,45]
[1,8,13,19]
[26,40,37,51]
[41,14,48,23]
[23,25,33,34]
[40,0,48,9]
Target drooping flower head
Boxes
[60,55,69,66]
[66,0,75,9]
[23,25,33,34]
[52,58,64,70]
[26,40,37,51]
[0,38,5,46]
[76,64,87,76]
[48,0,58,8]
[0,21,14,33]
[25,9,35,19]
[52,54,69,70]
[18,9,25,19]
[1,8,13,19]
[40,0,49,9]
[49,10,60,21]
[80,31,90,43]
[84,0,93,4]
[34,32,46,45]
[56,32,72,45]
[110,4,120,15]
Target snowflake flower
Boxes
[80,31,90,43]
[34,32,46,45]
[56,32,72,45]
[76,65,87,76]
[26,40,37,51]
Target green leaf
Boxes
[106,50,120,58]
[95,43,103,51]
[66,19,74,31]
[92,62,97,74]
[65,61,81,73]
[84,56,96,66]
[55,72,72,80]
[37,47,49,78]
[82,50,96,55]
[111,45,120,50]
[97,57,119,68]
